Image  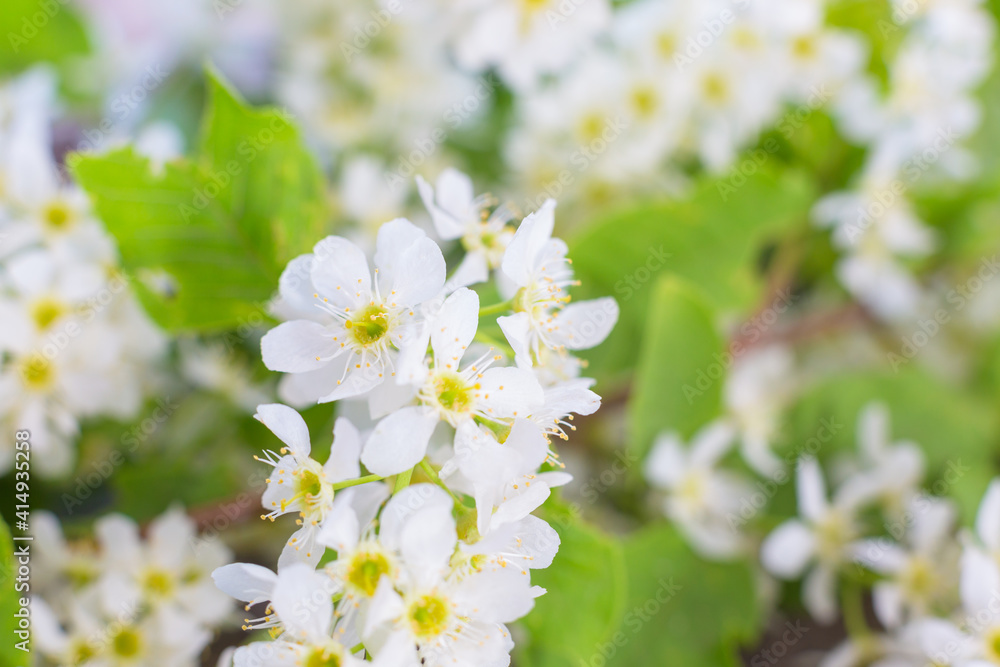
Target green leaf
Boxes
[518,510,627,667]
[570,168,813,381]
[606,524,761,667]
[0,0,90,75]
[71,70,328,332]
[781,369,999,520]
[0,515,24,665]
[517,515,762,667]
[628,276,724,459]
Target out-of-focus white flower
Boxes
[724,345,796,476]
[853,496,958,628]
[449,0,611,91]
[417,168,517,289]
[761,458,872,623]
[179,338,270,412]
[646,421,755,559]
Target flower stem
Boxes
[393,467,414,494]
[419,459,464,505]
[841,580,870,639]
[479,299,513,317]
[331,474,383,491]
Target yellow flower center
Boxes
[346,550,392,597]
[30,296,67,330]
[408,593,451,640]
[142,568,175,598]
[432,371,475,417]
[631,87,658,118]
[111,628,142,658]
[19,352,54,390]
[43,201,73,230]
[345,304,389,347]
[302,646,343,667]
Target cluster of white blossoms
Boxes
[0,69,166,478]
[647,398,1000,665]
[214,172,617,665]
[508,0,867,205]
[32,507,233,666]
[815,0,996,321]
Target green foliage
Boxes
[780,368,999,520]
[71,70,328,332]
[0,515,22,665]
[570,169,813,381]
[0,0,90,75]
[519,512,760,667]
[629,276,724,459]
[519,511,627,666]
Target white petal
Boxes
[380,484,453,552]
[311,236,370,307]
[857,402,889,460]
[254,404,312,458]
[361,406,438,476]
[364,577,406,639]
[388,235,447,307]
[277,254,318,316]
[689,421,736,469]
[797,457,829,522]
[212,563,276,605]
[432,288,479,371]
[960,545,1000,616]
[324,417,361,483]
[761,520,816,579]
[502,199,555,286]
[272,563,333,641]
[976,478,1000,553]
[416,172,466,240]
[446,251,490,290]
[872,581,904,628]
[803,565,838,624]
[549,298,619,351]
[316,498,360,554]
[644,433,686,490]
[316,355,387,403]
[400,501,457,577]
[261,320,341,373]
[497,312,533,369]
[476,367,544,419]
[456,569,535,624]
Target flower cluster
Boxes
[0,70,166,478]
[215,176,617,665]
[815,0,996,321]
[32,508,233,666]
[646,397,1000,666]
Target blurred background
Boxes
[2,0,1000,664]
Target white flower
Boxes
[417,168,516,289]
[837,402,926,518]
[95,507,233,627]
[261,218,446,405]
[361,287,544,477]
[230,563,366,667]
[853,495,958,628]
[953,477,1000,664]
[497,200,618,369]
[645,422,755,559]
[761,458,870,623]
[723,345,796,476]
[451,418,572,537]
[179,338,270,412]
[253,404,363,567]
[449,0,611,91]
[362,485,535,667]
